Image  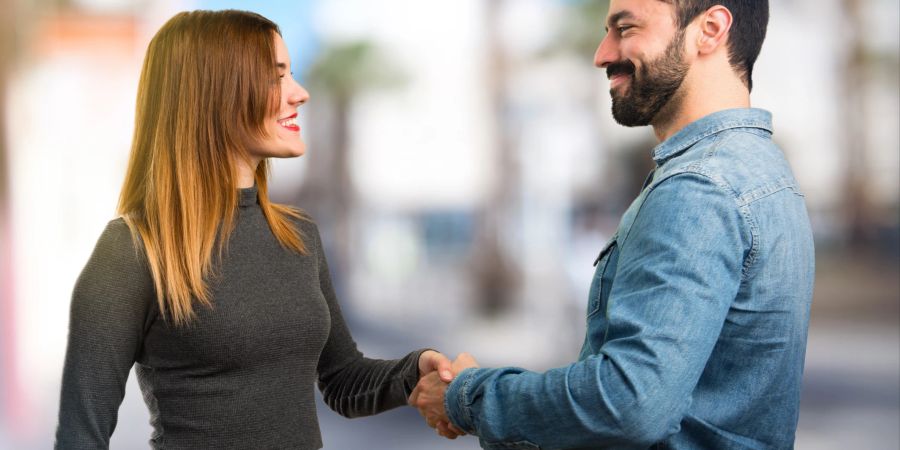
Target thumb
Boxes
[435,353,454,382]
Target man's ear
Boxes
[696,5,733,55]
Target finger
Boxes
[456,352,479,367]
[452,352,480,372]
[435,354,454,382]
[436,421,460,439]
[447,422,466,436]
[435,425,458,440]
[438,421,466,439]
[437,421,459,439]
[418,350,436,377]
[408,386,420,406]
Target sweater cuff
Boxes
[445,367,479,434]
[404,348,434,394]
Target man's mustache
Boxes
[606,60,636,79]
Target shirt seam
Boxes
[623,166,756,283]
[462,371,476,430]
[653,122,771,163]
[678,133,760,281]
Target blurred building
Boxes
[1,0,897,448]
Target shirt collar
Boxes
[239,184,259,207]
[651,108,773,163]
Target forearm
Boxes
[445,356,686,449]
[318,348,427,418]
[445,175,746,447]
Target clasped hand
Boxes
[412,351,480,439]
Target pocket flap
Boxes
[593,234,618,267]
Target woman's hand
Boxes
[411,352,479,439]
[415,350,466,438]
[417,350,454,383]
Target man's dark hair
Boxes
[663,1,769,91]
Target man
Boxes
[410,1,815,448]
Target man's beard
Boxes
[607,31,689,127]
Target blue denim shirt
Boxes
[445,108,815,449]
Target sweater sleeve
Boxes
[55,219,156,449]
[309,224,426,418]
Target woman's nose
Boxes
[288,81,309,106]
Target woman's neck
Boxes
[236,158,261,188]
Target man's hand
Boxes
[409,353,479,439]
[450,352,479,372]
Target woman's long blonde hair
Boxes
[118,10,307,326]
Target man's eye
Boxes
[618,25,633,34]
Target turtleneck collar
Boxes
[238,185,259,207]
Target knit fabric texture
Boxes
[56,186,424,449]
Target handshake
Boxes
[412,351,480,439]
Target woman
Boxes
[55,10,452,449]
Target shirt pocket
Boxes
[587,235,618,318]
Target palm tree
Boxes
[546,0,611,57]
[471,0,614,317]
[297,41,405,288]
[838,0,899,250]
[469,0,518,317]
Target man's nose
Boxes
[594,33,618,69]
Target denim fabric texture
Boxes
[444,109,815,449]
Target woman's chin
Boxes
[288,146,306,157]
[273,145,306,159]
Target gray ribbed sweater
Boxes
[55,186,425,449]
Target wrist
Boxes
[417,349,438,378]
[444,368,475,433]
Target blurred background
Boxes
[0,0,897,448]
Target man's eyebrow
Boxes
[606,10,637,30]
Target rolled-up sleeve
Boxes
[445,172,749,448]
